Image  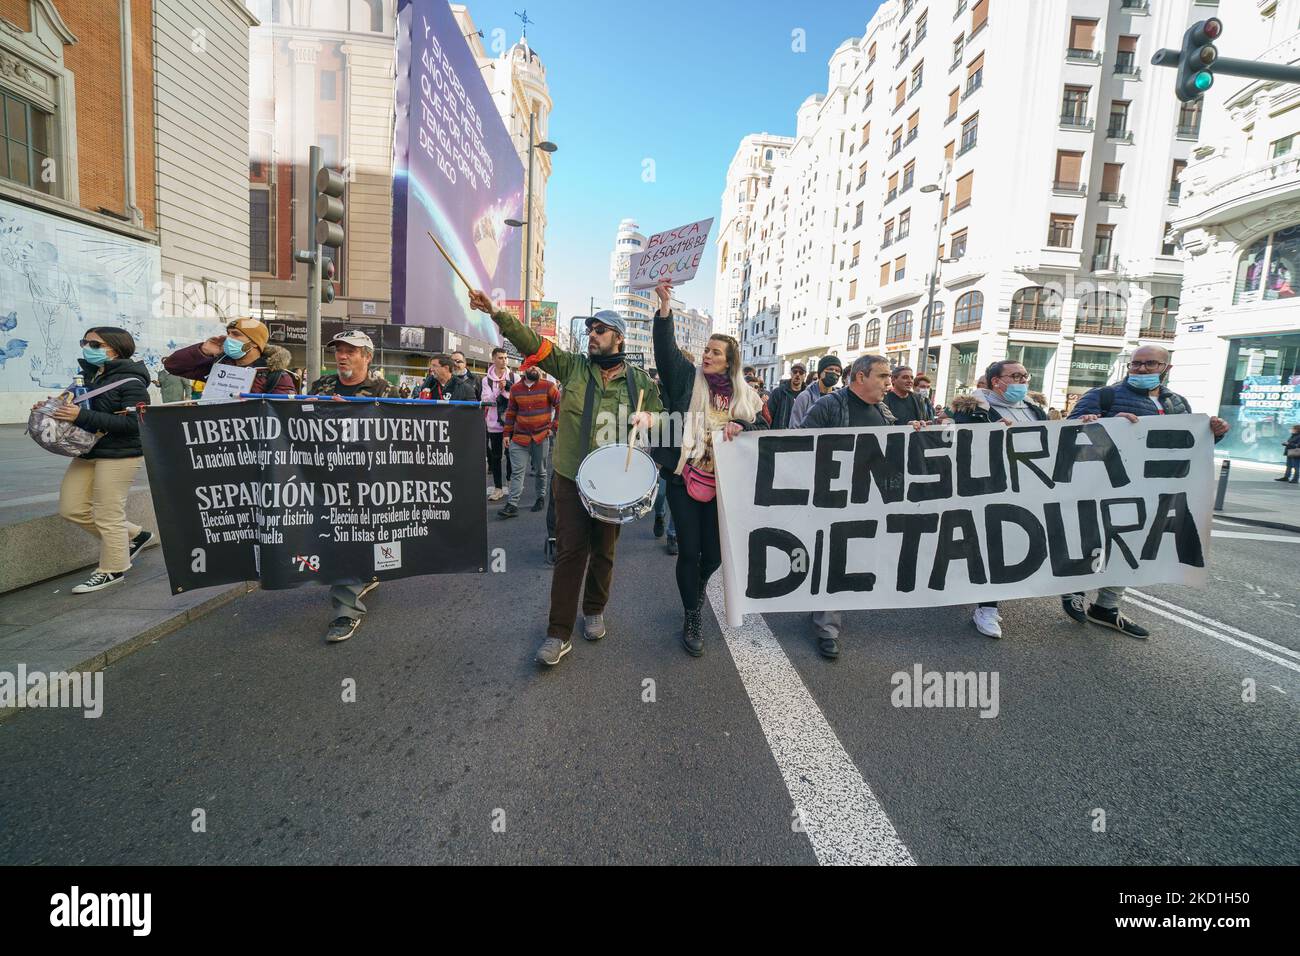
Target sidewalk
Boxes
[1214,456,1300,533]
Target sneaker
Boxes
[544,537,557,566]
[653,514,665,538]
[666,534,678,556]
[498,503,519,519]
[536,636,571,666]
[326,616,361,643]
[583,612,606,641]
[1275,476,1291,481]
[72,571,124,594]
[1062,592,1088,624]
[1086,604,1149,639]
[973,606,1002,638]
[358,580,379,602]
[128,530,155,559]
[817,635,840,660]
[531,497,546,512]
[489,488,506,501]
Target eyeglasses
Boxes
[79,339,104,348]
[1001,373,1031,382]
[1127,360,1167,371]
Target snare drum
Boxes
[575,443,659,525]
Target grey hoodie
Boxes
[975,387,1041,424]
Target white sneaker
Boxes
[972,606,1002,638]
[489,488,506,501]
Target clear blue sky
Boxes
[461,0,884,321]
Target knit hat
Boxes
[817,355,842,375]
[226,317,269,352]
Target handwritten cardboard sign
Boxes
[628,217,713,290]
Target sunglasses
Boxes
[589,324,613,336]
[79,339,105,348]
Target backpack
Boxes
[494,373,516,418]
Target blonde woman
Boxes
[651,281,765,656]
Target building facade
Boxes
[0,0,255,422]
[1168,0,1300,464]
[609,217,655,360]
[727,0,1211,412]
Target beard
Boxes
[588,339,620,357]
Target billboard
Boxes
[393,0,524,341]
[502,300,558,338]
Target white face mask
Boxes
[916,388,930,398]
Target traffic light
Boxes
[321,255,336,304]
[1174,18,1221,102]
[315,166,345,248]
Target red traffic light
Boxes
[1203,17,1222,40]
[322,258,336,280]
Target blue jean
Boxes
[655,476,676,537]
[507,437,549,506]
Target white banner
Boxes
[714,416,1215,627]
[628,217,713,290]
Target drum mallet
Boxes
[625,388,645,472]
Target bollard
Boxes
[1213,458,1231,512]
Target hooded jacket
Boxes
[163,340,296,395]
[481,364,516,433]
[950,388,1048,424]
[789,377,836,429]
[73,357,151,459]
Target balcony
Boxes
[896,48,910,69]
[886,188,898,204]
[1098,191,1126,205]
[1066,48,1102,63]
[1013,247,1082,275]
[1180,154,1300,228]
[1092,253,1119,273]
[893,100,906,115]
[1106,126,1133,143]
[956,136,977,156]
[849,256,860,268]
[950,56,963,73]
[908,80,923,99]
[880,236,894,250]
[897,226,911,240]
[962,73,983,98]
[1176,122,1201,139]
[1075,318,1125,336]
[945,110,958,125]
[1059,112,1093,130]
[905,129,918,146]
[1010,315,1062,332]
[1052,180,1087,196]
[1120,0,1149,11]
[1167,185,1181,204]
[1138,325,1177,340]
[953,0,966,19]
[1114,54,1140,78]
[889,143,902,158]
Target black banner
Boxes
[140,399,487,593]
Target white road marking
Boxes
[1210,530,1300,543]
[705,576,914,866]
[1130,590,1300,662]
[1124,598,1300,677]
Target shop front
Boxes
[1006,343,1056,406]
[1214,331,1300,464]
[944,342,980,402]
[1064,347,1120,416]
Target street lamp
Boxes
[917,164,953,381]
[503,115,557,333]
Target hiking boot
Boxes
[1086,604,1149,639]
[681,608,703,657]
[536,636,571,666]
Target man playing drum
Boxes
[469,288,661,666]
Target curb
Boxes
[0,580,257,724]
[1213,512,1300,535]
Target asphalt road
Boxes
[1,493,1297,865]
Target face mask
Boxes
[82,346,109,366]
[1127,373,1162,391]
[223,338,247,360]
[916,388,930,399]
[1003,383,1029,403]
[821,372,839,389]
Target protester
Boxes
[469,288,661,666]
[913,372,935,420]
[423,354,477,402]
[46,327,154,593]
[305,330,394,642]
[1065,345,1230,637]
[768,363,806,429]
[451,351,478,397]
[652,350,694,554]
[156,367,190,404]
[653,283,765,656]
[499,362,559,518]
[746,375,773,424]
[482,347,516,501]
[163,317,296,395]
[789,355,842,428]
[949,360,1050,638]
[1280,424,1300,483]
[883,366,931,424]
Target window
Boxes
[916,9,928,41]
[966,53,984,94]
[1077,292,1127,334]
[1273,135,1295,158]
[898,33,911,65]
[954,171,973,210]
[869,43,877,67]
[847,323,861,351]
[895,254,908,280]
[954,290,984,330]
[970,0,988,35]
[911,61,924,95]
[1116,35,1138,74]
[854,202,864,227]
[1108,100,1130,137]
[1141,296,1179,339]
[899,207,912,238]
[907,110,920,141]
[881,262,892,286]
[321,71,337,100]
[1169,159,1186,203]
[1178,100,1202,137]
[250,190,272,273]
[944,139,955,162]
[1068,18,1098,56]
[858,161,869,188]
[1234,235,1269,303]
[861,121,871,146]
[891,127,903,155]
[950,228,968,258]
[959,112,978,153]
[1100,162,1123,201]
[863,318,881,347]
[952,34,965,68]
[903,160,915,192]
[883,217,895,244]
[1048,214,1075,247]
[887,171,899,201]
[887,310,914,343]
[1093,224,1115,269]
[849,278,858,300]
[896,80,907,110]
[865,82,873,106]
[923,301,944,334]
[1011,287,1062,330]
[1062,85,1090,125]
[0,89,55,195]
[851,240,861,265]
[1054,150,1084,190]
[1161,221,1177,257]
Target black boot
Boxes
[681,607,704,657]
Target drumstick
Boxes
[625,388,646,472]
[426,231,473,292]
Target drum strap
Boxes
[578,362,638,456]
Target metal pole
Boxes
[522,112,535,332]
[306,145,321,383]
[1214,458,1231,512]
[918,162,951,380]
[1211,56,1300,84]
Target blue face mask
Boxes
[223,338,247,360]
[1003,383,1029,403]
[81,346,109,366]
[1127,373,1162,391]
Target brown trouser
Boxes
[59,456,143,574]
[549,474,621,640]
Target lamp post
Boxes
[918,162,953,381]
[504,113,556,336]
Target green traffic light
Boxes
[1194,71,1213,92]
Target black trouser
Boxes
[665,480,722,613]
[486,431,512,488]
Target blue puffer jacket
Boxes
[1068,381,1193,419]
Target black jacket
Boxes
[652,310,766,479]
[801,388,897,429]
[73,358,151,459]
[422,374,478,403]
[768,380,804,430]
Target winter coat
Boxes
[307,374,393,398]
[1068,381,1193,419]
[421,374,477,403]
[768,379,803,430]
[73,357,151,459]
[789,379,835,429]
[950,390,1048,424]
[163,342,296,395]
[481,366,516,433]
[801,388,897,430]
